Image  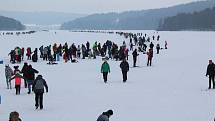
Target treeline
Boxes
[61,0,215,30]
[158,7,215,31]
[0,16,25,30]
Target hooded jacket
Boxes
[120,61,129,72]
[32,75,48,93]
[97,112,109,121]
[101,62,110,73]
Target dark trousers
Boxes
[122,71,128,82]
[209,75,215,88]
[77,53,81,58]
[27,55,31,60]
[103,72,108,83]
[27,80,33,94]
[15,85,21,95]
[28,84,32,93]
[53,53,56,61]
[24,80,27,88]
[40,52,43,58]
[133,58,137,67]
[147,58,152,66]
[157,49,160,54]
[35,92,44,109]
[43,54,48,61]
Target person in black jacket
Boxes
[32,48,38,62]
[206,60,215,89]
[9,50,16,64]
[120,59,129,82]
[32,75,48,110]
[132,49,139,67]
[26,65,39,94]
[21,62,29,88]
[149,42,154,49]
[97,109,113,121]
[156,44,160,54]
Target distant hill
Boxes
[61,0,215,30]
[158,7,215,31]
[0,16,25,30]
[0,11,87,25]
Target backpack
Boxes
[34,79,44,90]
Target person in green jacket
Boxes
[101,60,110,83]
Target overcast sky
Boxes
[0,0,202,14]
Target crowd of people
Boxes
[5,62,48,110]
[0,31,36,36]
[7,31,167,83]
[3,30,215,121]
[8,31,167,65]
[4,31,168,120]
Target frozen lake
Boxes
[0,30,215,121]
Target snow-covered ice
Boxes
[0,30,215,121]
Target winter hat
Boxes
[37,75,43,78]
[14,66,19,69]
[28,65,32,68]
[107,109,113,115]
[9,111,19,120]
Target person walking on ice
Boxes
[5,64,13,89]
[32,75,48,110]
[26,65,39,94]
[9,69,26,95]
[156,43,160,54]
[132,49,139,67]
[97,109,113,121]
[165,41,168,49]
[147,48,153,66]
[120,59,129,83]
[206,60,215,89]
[101,60,110,83]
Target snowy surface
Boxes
[0,30,215,121]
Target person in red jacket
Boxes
[9,69,26,95]
[26,47,32,60]
[124,48,129,60]
[21,47,24,60]
[147,48,153,66]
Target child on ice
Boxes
[10,66,26,95]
